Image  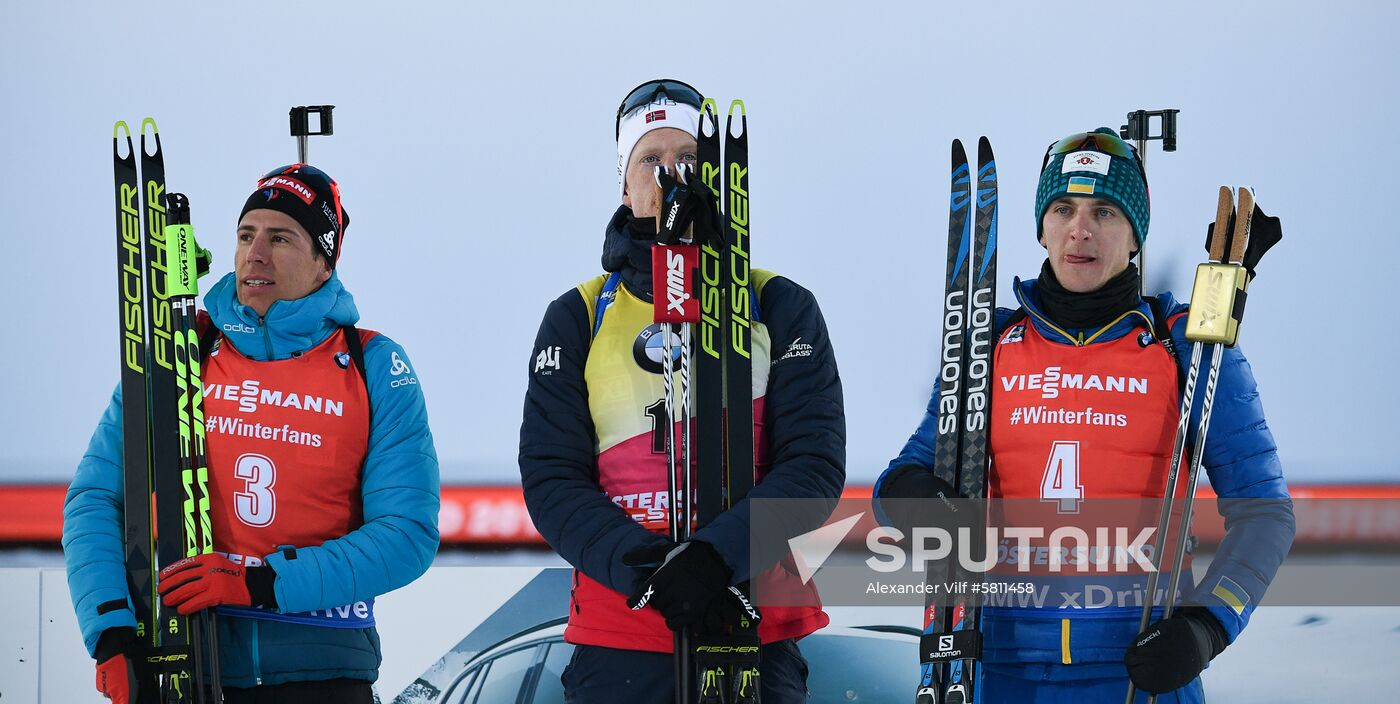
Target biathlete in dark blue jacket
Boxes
[874,129,1295,703]
[518,79,846,703]
[64,165,440,704]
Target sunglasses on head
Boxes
[1041,131,1147,184]
[615,79,704,139]
[260,163,345,234]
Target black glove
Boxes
[94,626,145,704]
[879,464,961,537]
[624,539,734,632]
[1125,606,1229,694]
[653,163,722,246]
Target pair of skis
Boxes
[649,98,759,704]
[917,138,997,704]
[113,119,219,703]
[1125,186,1280,704]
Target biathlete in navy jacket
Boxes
[64,165,440,704]
[874,129,1295,703]
[518,79,846,703]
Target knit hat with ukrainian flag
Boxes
[1035,127,1149,247]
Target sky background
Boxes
[2,1,1396,486]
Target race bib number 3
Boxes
[234,452,277,527]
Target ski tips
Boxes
[726,100,747,139]
[977,136,995,170]
[140,117,162,158]
[952,139,967,162]
[700,99,720,137]
[113,121,135,161]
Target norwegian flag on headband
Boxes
[645,109,666,124]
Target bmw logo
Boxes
[1138,330,1154,348]
[335,351,352,369]
[632,324,684,374]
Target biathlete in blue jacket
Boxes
[64,164,440,704]
[874,129,1295,703]
[518,79,846,703]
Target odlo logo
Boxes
[666,250,690,314]
[388,351,418,388]
[535,346,561,374]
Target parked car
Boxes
[391,568,920,703]
[422,619,918,703]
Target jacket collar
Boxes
[1013,276,1158,347]
[204,271,359,361]
[601,206,657,302]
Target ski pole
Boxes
[1127,186,1280,703]
[653,163,703,703]
[166,194,222,703]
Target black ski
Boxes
[688,98,761,704]
[113,121,160,704]
[917,138,997,704]
[136,119,203,701]
[696,99,725,531]
[722,100,754,511]
[720,100,760,704]
[917,140,972,704]
[682,98,726,704]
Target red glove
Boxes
[158,553,252,615]
[94,627,142,704]
[96,654,136,703]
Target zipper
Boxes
[258,316,273,360]
[252,618,262,685]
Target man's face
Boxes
[622,127,698,219]
[1039,196,1138,293]
[234,209,332,316]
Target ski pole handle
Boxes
[653,245,701,324]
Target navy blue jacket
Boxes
[519,209,846,595]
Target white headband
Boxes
[616,99,702,199]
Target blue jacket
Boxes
[874,276,1295,669]
[63,272,440,687]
